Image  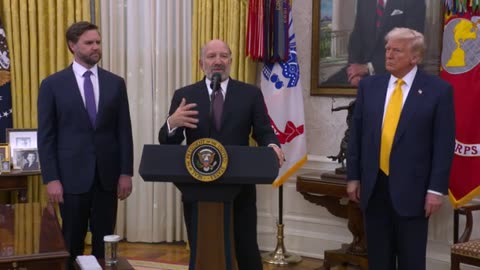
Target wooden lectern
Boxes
[139,144,279,270]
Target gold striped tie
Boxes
[380,79,404,175]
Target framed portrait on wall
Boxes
[310,0,444,96]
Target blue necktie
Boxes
[83,70,97,126]
[212,89,224,131]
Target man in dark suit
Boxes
[346,28,455,270]
[158,39,284,270]
[37,21,133,270]
[325,0,425,87]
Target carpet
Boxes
[127,258,188,270]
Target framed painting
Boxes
[310,0,444,96]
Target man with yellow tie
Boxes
[346,27,455,270]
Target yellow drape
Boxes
[192,0,256,84]
[0,0,98,203]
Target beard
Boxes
[78,51,102,66]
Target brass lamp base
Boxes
[262,224,302,265]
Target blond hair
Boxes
[385,27,425,63]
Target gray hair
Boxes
[385,27,425,63]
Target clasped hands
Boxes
[347,63,369,87]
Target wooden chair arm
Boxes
[454,204,480,243]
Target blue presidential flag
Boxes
[0,17,12,143]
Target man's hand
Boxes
[117,175,133,200]
[269,144,285,168]
[168,98,199,129]
[349,75,362,87]
[424,193,443,217]
[347,64,369,82]
[46,180,64,204]
[346,180,360,203]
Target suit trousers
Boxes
[59,169,118,270]
[183,184,262,270]
[364,171,428,270]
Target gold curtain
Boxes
[0,0,98,203]
[192,0,256,84]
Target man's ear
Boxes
[410,52,421,65]
[67,41,75,53]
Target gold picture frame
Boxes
[0,143,9,161]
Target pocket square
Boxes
[390,9,404,16]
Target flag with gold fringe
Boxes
[259,1,307,187]
[442,2,480,207]
[0,17,12,143]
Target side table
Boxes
[296,172,368,270]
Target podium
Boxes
[139,143,279,270]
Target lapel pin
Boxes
[418,89,423,94]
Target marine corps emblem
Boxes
[185,138,228,182]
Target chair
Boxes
[451,204,480,270]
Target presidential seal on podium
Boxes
[185,138,228,182]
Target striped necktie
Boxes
[376,0,385,28]
[380,78,404,175]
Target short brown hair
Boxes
[65,21,98,52]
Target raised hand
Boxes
[168,98,199,129]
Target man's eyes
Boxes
[206,54,229,59]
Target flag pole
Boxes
[262,185,302,265]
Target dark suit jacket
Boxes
[348,0,425,74]
[38,65,133,194]
[347,69,455,216]
[158,78,279,147]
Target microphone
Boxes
[209,73,222,138]
[210,73,222,91]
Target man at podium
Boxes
[158,39,284,270]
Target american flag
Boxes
[0,17,12,143]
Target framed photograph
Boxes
[13,148,40,171]
[1,160,10,173]
[310,0,443,96]
[6,129,37,161]
[0,144,8,161]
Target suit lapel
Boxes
[197,80,211,134]
[221,79,238,130]
[393,71,426,145]
[376,0,401,43]
[372,75,390,149]
[96,68,107,129]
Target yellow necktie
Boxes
[380,79,404,175]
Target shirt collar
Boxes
[205,77,229,93]
[72,60,99,78]
[389,65,418,87]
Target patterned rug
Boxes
[128,258,188,270]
